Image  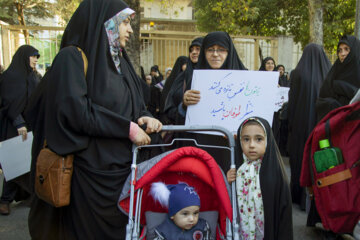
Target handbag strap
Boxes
[43,47,88,149]
[76,47,88,77]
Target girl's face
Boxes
[240,123,266,161]
[171,205,200,230]
[205,44,228,69]
[29,56,38,69]
[337,43,350,63]
[265,60,275,71]
[119,17,133,48]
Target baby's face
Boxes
[240,124,266,161]
[171,205,200,230]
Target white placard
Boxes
[185,70,279,135]
[274,87,290,111]
[0,132,33,181]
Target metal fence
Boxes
[1,24,303,76]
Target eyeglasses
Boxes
[206,48,228,54]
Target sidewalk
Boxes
[0,157,352,240]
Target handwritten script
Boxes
[186,70,279,134]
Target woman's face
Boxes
[119,17,133,48]
[166,70,172,79]
[277,66,284,76]
[189,46,201,64]
[337,43,350,63]
[265,59,275,71]
[29,56,38,69]
[205,44,228,69]
[181,63,187,71]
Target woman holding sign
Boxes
[0,45,40,215]
[180,31,247,172]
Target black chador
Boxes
[287,43,331,209]
[235,117,293,240]
[25,0,152,239]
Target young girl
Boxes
[150,182,211,240]
[227,117,293,240]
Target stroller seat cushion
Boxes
[145,210,218,239]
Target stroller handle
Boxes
[160,125,236,148]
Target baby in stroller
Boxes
[118,146,234,240]
[150,182,211,239]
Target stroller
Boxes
[118,125,240,240]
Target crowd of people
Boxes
[0,0,359,239]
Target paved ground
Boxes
[0,157,354,239]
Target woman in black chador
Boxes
[0,45,40,215]
[25,0,162,239]
[163,37,203,125]
[287,43,331,210]
[179,31,247,172]
[159,55,188,124]
[316,35,360,121]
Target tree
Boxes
[355,0,360,38]
[309,0,323,45]
[194,0,356,54]
[0,0,54,43]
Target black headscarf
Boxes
[235,117,293,240]
[0,45,40,140]
[276,64,290,87]
[195,31,246,73]
[41,0,148,155]
[259,56,276,71]
[150,65,163,84]
[317,35,360,120]
[287,43,331,206]
[160,55,188,113]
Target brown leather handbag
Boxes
[35,47,88,207]
[35,147,74,207]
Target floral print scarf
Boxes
[104,8,135,74]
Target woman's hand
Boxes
[226,168,236,183]
[138,116,162,134]
[132,127,151,146]
[17,126,28,141]
[183,90,200,106]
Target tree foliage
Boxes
[0,0,82,26]
[194,0,356,53]
[54,0,82,25]
[0,0,53,25]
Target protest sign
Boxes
[185,70,279,134]
[0,132,33,180]
[274,87,290,111]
